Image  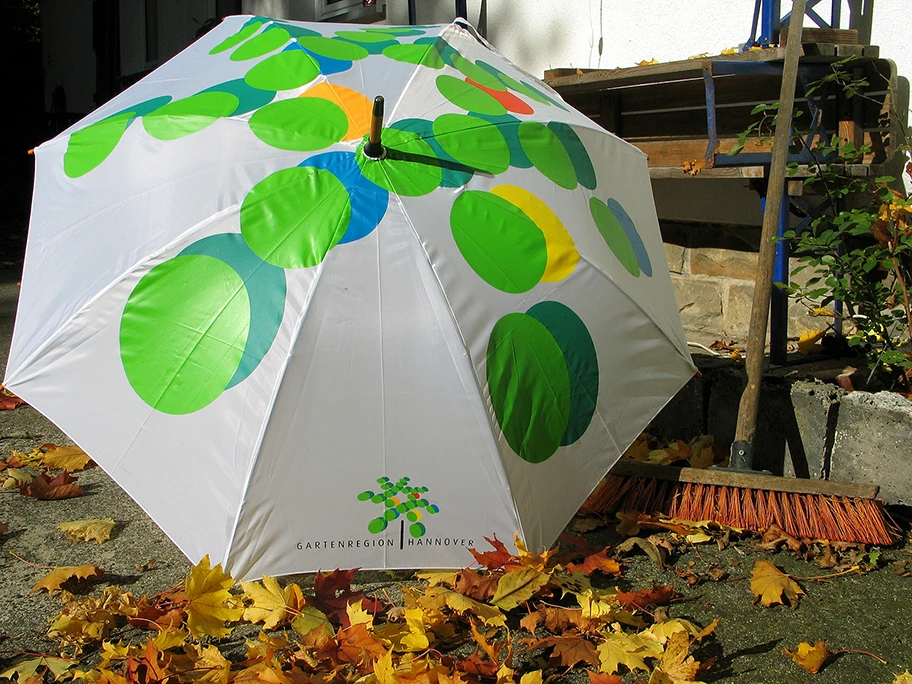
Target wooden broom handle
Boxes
[733,0,807,458]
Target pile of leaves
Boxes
[4,534,722,684]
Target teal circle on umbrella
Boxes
[487,302,598,463]
[356,476,439,538]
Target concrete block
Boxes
[753,380,840,479]
[690,248,758,280]
[648,373,705,443]
[664,243,687,275]
[830,391,912,505]
[671,277,724,332]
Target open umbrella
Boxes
[6,16,695,579]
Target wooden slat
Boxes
[610,460,880,499]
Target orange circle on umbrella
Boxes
[299,82,373,141]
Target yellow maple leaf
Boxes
[291,605,333,637]
[514,532,557,570]
[809,307,835,317]
[721,47,739,55]
[401,608,430,651]
[175,643,230,684]
[374,650,399,684]
[241,576,303,630]
[184,555,243,638]
[347,598,375,628]
[637,58,659,66]
[687,52,710,59]
[797,329,825,355]
[784,641,830,674]
[492,567,550,610]
[642,619,702,644]
[894,671,912,684]
[58,519,115,544]
[520,671,543,684]
[418,587,505,626]
[750,560,804,607]
[32,564,103,593]
[42,445,92,471]
[414,570,457,587]
[597,632,661,675]
[658,632,701,681]
[0,656,77,682]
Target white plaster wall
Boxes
[40,0,95,115]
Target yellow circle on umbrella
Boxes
[490,185,579,282]
[299,81,372,141]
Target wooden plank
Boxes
[649,166,767,179]
[609,460,880,499]
[780,27,859,46]
[543,48,791,93]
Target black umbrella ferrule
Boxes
[362,96,385,160]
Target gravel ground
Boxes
[0,274,910,683]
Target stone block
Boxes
[752,380,840,478]
[648,373,705,443]
[830,391,912,505]
[723,282,754,338]
[664,243,687,275]
[671,277,723,332]
[690,248,758,280]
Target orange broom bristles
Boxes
[586,474,900,546]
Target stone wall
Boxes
[661,220,824,342]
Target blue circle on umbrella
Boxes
[606,198,652,277]
[299,151,389,244]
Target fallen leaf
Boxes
[32,564,104,593]
[894,671,912,684]
[797,329,825,355]
[637,58,659,66]
[374,650,399,684]
[524,634,600,668]
[809,307,835,317]
[455,568,500,600]
[0,394,24,410]
[587,673,622,684]
[492,567,549,610]
[597,632,661,675]
[19,471,83,500]
[42,445,92,471]
[184,555,244,638]
[565,548,622,576]
[336,622,387,663]
[658,631,701,681]
[758,524,803,553]
[750,560,804,607]
[616,537,666,568]
[616,584,679,612]
[784,641,831,674]
[0,656,76,681]
[241,575,304,630]
[291,605,333,637]
[682,160,705,176]
[418,587,506,627]
[58,519,115,544]
[470,534,514,570]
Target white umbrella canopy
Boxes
[5,16,696,579]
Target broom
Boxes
[586,0,899,546]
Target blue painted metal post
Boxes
[760,0,781,46]
[770,185,791,364]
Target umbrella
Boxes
[5,16,696,579]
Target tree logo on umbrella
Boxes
[357,476,439,539]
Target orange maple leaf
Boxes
[616,584,678,612]
[19,472,83,500]
[565,548,622,576]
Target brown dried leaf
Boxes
[20,472,83,500]
[523,634,600,669]
[616,584,679,612]
[455,568,500,601]
[565,548,622,576]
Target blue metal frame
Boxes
[744,0,842,49]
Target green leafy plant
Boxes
[732,60,912,392]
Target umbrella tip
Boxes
[362,96,385,160]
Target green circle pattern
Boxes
[244,50,320,91]
[120,255,250,415]
[248,98,348,151]
[240,166,352,269]
[142,92,239,141]
[450,191,547,293]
